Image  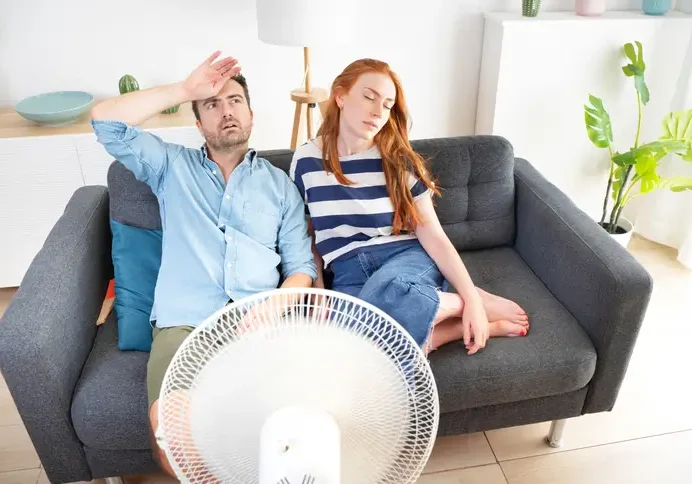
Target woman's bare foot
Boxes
[477,288,528,326]
[424,318,465,354]
[432,292,465,325]
[424,317,529,356]
[489,319,528,338]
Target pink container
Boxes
[575,0,606,16]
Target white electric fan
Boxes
[156,288,439,483]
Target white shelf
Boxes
[476,9,692,221]
[484,10,691,22]
[0,125,203,287]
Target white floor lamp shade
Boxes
[255,0,356,48]
[255,0,356,148]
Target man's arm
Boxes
[91,83,190,127]
[277,177,318,283]
[90,51,241,193]
[307,217,325,288]
[91,51,240,126]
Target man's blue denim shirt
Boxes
[92,120,317,328]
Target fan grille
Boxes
[158,289,439,483]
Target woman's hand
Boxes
[462,296,489,355]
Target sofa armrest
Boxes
[0,186,112,483]
[513,158,653,414]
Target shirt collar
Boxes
[201,145,258,169]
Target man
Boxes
[91,51,317,477]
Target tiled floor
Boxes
[0,234,690,483]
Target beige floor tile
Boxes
[34,468,47,484]
[501,429,692,484]
[0,469,38,484]
[0,288,17,319]
[0,426,40,473]
[0,468,40,484]
[417,464,507,484]
[0,385,22,428]
[124,472,177,484]
[422,433,496,474]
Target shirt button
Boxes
[212,170,216,175]
[225,195,230,200]
[227,290,232,296]
[227,263,232,268]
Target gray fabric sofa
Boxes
[0,136,653,483]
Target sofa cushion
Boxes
[429,247,597,414]
[107,161,161,231]
[107,162,163,352]
[110,220,162,351]
[415,136,516,251]
[72,315,151,450]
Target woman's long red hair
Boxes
[317,58,440,234]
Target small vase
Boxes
[599,217,634,249]
[575,0,606,16]
[642,0,671,15]
[522,0,541,17]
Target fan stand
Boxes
[290,47,329,150]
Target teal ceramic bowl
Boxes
[15,91,94,126]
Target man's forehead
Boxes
[218,79,244,97]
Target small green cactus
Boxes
[522,0,541,17]
[118,74,139,95]
[161,104,180,115]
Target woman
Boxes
[289,58,528,355]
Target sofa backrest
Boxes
[107,135,516,250]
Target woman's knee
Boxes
[361,274,437,305]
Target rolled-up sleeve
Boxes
[278,178,318,280]
[91,120,182,194]
[408,172,433,201]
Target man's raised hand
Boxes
[182,51,241,101]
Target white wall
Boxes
[0,0,642,150]
[475,10,692,222]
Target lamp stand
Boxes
[290,46,328,149]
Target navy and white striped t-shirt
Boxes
[289,141,432,266]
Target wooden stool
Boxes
[289,47,329,149]
[290,87,328,149]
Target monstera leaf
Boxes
[634,152,660,193]
[584,94,613,149]
[670,178,692,192]
[611,165,628,202]
[622,41,649,105]
[612,140,687,167]
[661,109,692,161]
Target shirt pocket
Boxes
[242,201,281,248]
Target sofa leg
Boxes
[545,419,567,448]
[104,477,125,484]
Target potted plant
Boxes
[522,0,541,17]
[584,41,692,247]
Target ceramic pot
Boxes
[600,217,634,249]
[575,0,606,16]
[642,0,671,15]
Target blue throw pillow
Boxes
[110,219,162,351]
